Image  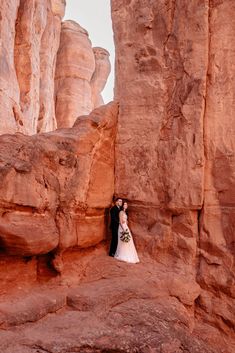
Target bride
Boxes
[114,201,140,263]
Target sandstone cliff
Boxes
[111,0,235,350]
[55,21,111,128]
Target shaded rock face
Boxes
[198,0,235,338]
[0,0,65,135]
[55,21,111,129]
[0,102,118,256]
[111,0,235,349]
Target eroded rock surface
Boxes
[0,102,118,256]
[55,21,111,128]
[0,1,235,352]
[0,0,65,135]
[0,0,22,134]
[91,47,111,108]
[197,0,235,339]
[111,0,235,350]
[38,0,66,133]
[0,3,110,135]
[0,249,227,353]
[55,20,96,128]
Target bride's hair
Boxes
[122,201,129,215]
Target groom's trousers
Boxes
[109,226,118,256]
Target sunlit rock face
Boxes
[111,0,235,350]
[0,4,111,135]
[55,20,95,128]
[0,0,22,134]
[55,21,111,129]
[0,102,118,256]
[37,0,66,133]
[0,0,65,135]
[51,0,66,17]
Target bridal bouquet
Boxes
[120,228,131,243]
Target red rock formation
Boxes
[111,0,207,300]
[112,0,206,208]
[0,0,22,134]
[91,47,111,108]
[0,102,118,256]
[111,0,235,350]
[0,0,65,135]
[38,0,66,133]
[197,0,235,339]
[55,20,95,128]
[0,0,235,352]
[14,0,65,134]
[0,249,224,353]
[55,21,111,129]
[14,0,48,134]
[0,4,110,135]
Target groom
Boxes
[109,197,122,257]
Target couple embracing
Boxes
[109,198,139,264]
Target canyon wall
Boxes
[198,0,235,337]
[111,0,235,346]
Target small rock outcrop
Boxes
[0,102,118,256]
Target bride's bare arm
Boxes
[119,211,126,225]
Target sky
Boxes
[64,0,115,103]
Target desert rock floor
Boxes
[0,247,231,353]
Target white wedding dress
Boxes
[114,211,140,263]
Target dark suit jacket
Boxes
[110,205,120,230]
